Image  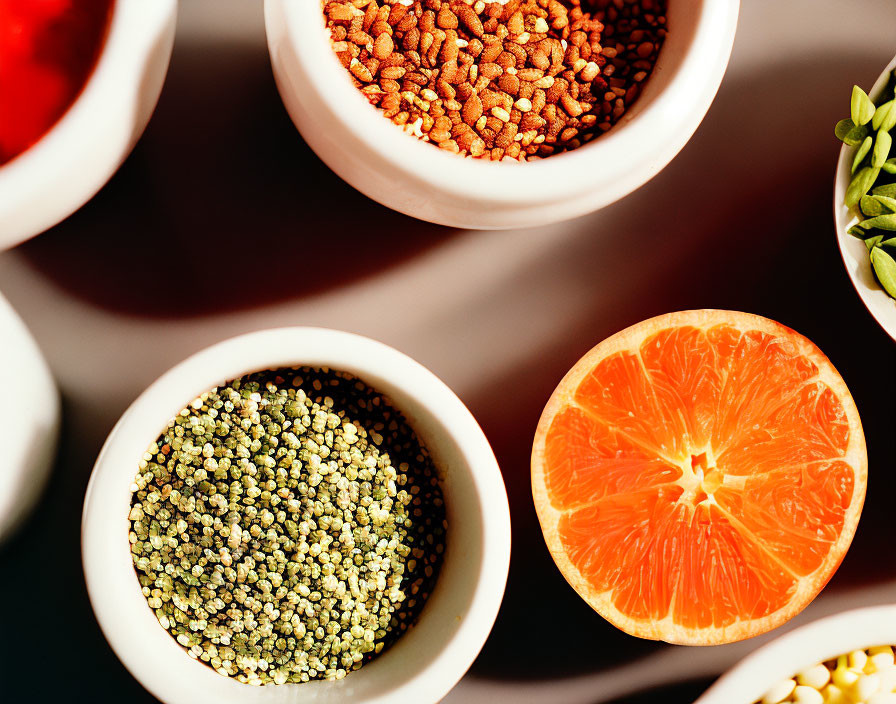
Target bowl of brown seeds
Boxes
[82,327,510,704]
[265,0,739,229]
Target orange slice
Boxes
[531,310,867,645]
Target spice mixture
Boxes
[322,0,667,160]
[128,367,447,685]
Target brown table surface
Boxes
[2,1,896,701]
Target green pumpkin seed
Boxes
[879,236,896,250]
[851,225,889,240]
[853,135,873,172]
[873,101,895,130]
[836,118,869,147]
[873,131,893,167]
[872,182,896,198]
[860,213,896,231]
[875,194,896,212]
[852,85,876,126]
[883,158,896,175]
[861,195,893,216]
[849,125,871,147]
[860,194,896,216]
[866,234,885,250]
[836,118,856,142]
[883,105,896,133]
[846,166,881,208]
[870,246,896,298]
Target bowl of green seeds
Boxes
[82,327,511,704]
[834,53,896,342]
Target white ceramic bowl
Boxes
[82,327,511,704]
[0,0,178,250]
[0,291,60,542]
[696,605,896,704]
[264,0,740,230]
[834,54,896,342]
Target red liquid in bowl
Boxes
[0,0,114,165]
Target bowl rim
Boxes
[695,605,896,704]
[833,53,896,343]
[0,290,60,543]
[267,0,740,205]
[81,326,511,704]
[0,0,178,251]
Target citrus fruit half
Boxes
[531,310,867,645]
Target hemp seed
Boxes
[129,367,447,685]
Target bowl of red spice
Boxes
[0,0,178,250]
[265,0,739,229]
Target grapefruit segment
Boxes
[575,350,687,459]
[543,407,681,509]
[714,460,854,576]
[706,323,742,375]
[558,486,687,622]
[640,326,722,450]
[712,330,819,454]
[532,310,867,645]
[672,503,797,631]
[716,383,850,476]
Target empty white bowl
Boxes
[264,0,740,230]
[0,0,177,250]
[0,291,59,542]
[834,54,896,342]
[82,327,511,704]
[696,605,896,704]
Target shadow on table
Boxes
[18,37,455,318]
[460,49,896,694]
[600,678,716,704]
[0,393,160,702]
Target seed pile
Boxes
[837,71,896,301]
[128,367,446,685]
[757,646,896,704]
[323,0,667,160]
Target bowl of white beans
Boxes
[696,605,896,704]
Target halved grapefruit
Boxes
[531,310,867,645]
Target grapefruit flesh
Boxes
[531,311,867,645]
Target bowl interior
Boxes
[834,54,896,342]
[82,328,509,704]
[280,0,738,203]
